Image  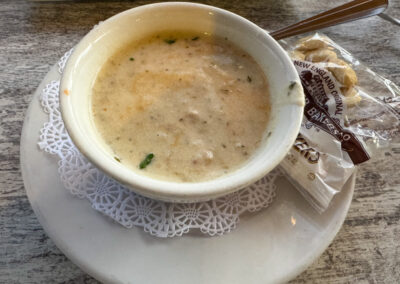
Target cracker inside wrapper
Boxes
[280,33,400,213]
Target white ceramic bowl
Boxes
[60,2,304,202]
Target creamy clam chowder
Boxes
[92,32,270,182]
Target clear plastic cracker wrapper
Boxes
[280,33,400,213]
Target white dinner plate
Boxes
[20,65,355,284]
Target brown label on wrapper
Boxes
[293,135,320,164]
[295,60,370,165]
[303,84,369,164]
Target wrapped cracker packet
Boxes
[280,33,400,213]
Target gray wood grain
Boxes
[1,0,399,283]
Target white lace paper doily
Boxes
[37,50,279,238]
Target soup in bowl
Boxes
[60,2,304,202]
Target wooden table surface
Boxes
[1,0,399,283]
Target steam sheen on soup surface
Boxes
[92,32,270,182]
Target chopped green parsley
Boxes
[139,153,154,169]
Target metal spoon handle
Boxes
[270,0,388,40]
[379,12,400,26]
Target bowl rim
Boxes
[60,2,304,202]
